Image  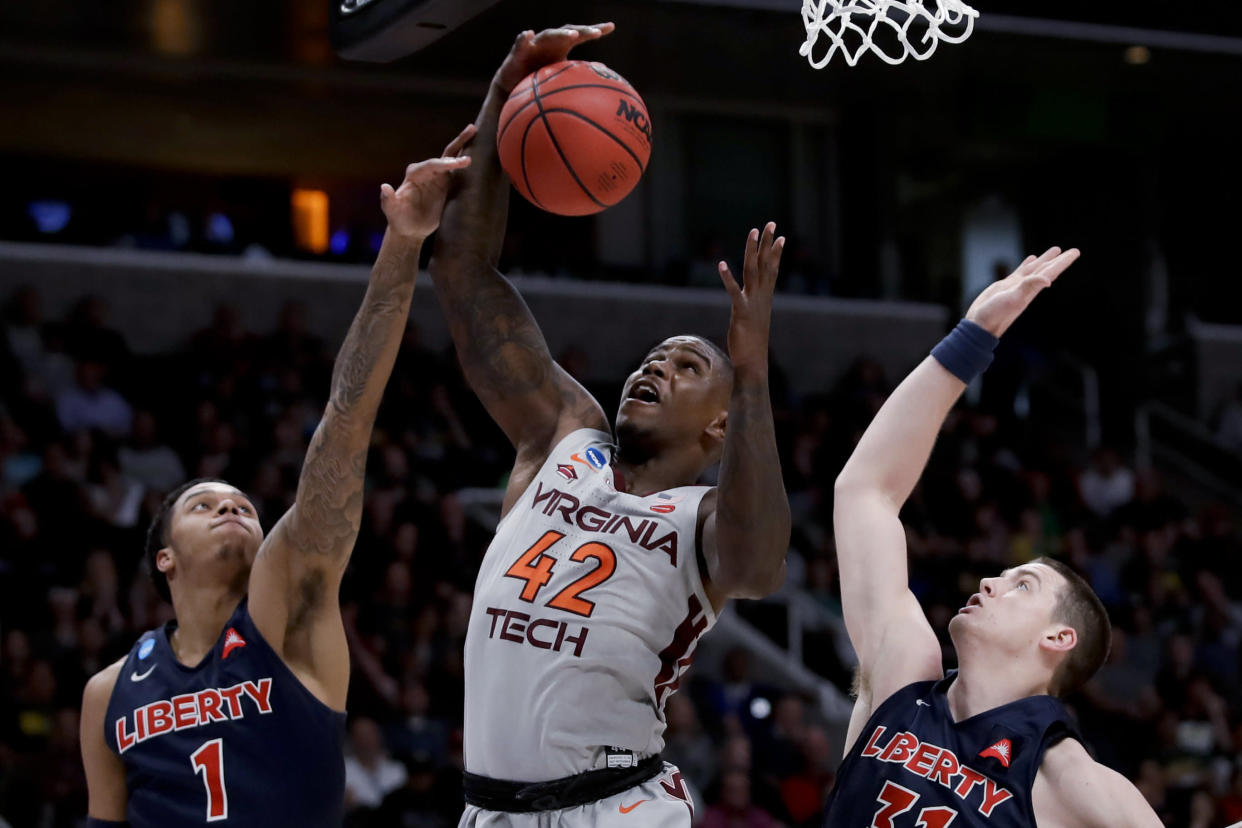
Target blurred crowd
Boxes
[2,281,1242,828]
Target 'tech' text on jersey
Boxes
[823,673,1081,827]
[105,601,345,827]
[464,429,717,781]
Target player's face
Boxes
[615,336,731,445]
[949,562,1071,664]
[161,483,263,596]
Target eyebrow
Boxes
[681,345,713,366]
[182,489,250,507]
[1003,567,1044,587]
[644,343,714,369]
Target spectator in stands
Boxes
[778,724,834,827]
[384,679,449,766]
[118,409,186,494]
[701,769,779,828]
[63,295,130,381]
[663,692,717,795]
[375,753,453,828]
[54,359,133,437]
[345,716,408,816]
[5,284,1242,823]
[1078,446,1136,517]
[2,286,47,380]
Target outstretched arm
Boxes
[701,223,791,609]
[835,247,1080,750]
[1033,739,1163,826]
[429,25,612,514]
[247,132,473,711]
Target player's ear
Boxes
[156,546,175,577]
[1040,624,1077,655]
[705,409,727,443]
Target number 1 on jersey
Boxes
[190,738,229,821]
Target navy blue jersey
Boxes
[105,600,346,827]
[824,672,1080,827]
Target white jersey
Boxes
[463,428,717,782]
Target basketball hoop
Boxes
[799,0,978,68]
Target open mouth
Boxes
[627,381,661,404]
[959,594,983,613]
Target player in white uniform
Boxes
[429,23,791,828]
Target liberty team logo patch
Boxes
[222,627,247,660]
[137,637,155,660]
[979,738,1013,768]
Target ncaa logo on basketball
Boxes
[615,100,651,144]
[585,447,608,469]
[138,638,155,660]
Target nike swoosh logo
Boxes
[130,664,157,682]
[915,699,930,707]
[619,799,648,814]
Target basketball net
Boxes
[799,0,978,67]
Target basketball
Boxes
[497,60,652,216]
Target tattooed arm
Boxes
[248,134,473,711]
[700,223,791,611]
[429,24,612,516]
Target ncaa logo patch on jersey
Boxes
[137,637,155,660]
[585,447,607,469]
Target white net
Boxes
[800,0,978,68]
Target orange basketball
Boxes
[497,60,652,217]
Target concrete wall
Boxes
[0,242,947,398]
[1189,317,1242,420]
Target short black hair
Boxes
[1033,556,1112,696]
[143,478,238,603]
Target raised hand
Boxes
[493,23,616,94]
[966,246,1080,337]
[380,124,476,240]
[718,222,786,372]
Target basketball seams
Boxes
[498,83,646,149]
[535,60,580,85]
[497,61,581,140]
[529,69,607,211]
[539,108,647,174]
[518,112,546,211]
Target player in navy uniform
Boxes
[824,248,1161,826]
[78,130,475,827]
